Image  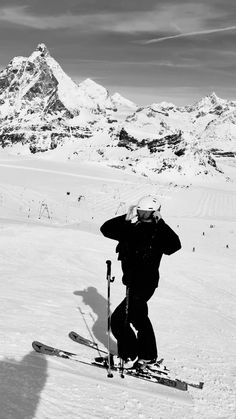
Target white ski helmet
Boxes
[137,195,161,211]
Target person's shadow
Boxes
[74,287,117,353]
[0,350,48,419]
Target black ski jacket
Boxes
[100,214,181,289]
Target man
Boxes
[100,195,181,368]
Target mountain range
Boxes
[0,43,235,179]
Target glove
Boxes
[125,205,138,222]
[153,210,162,222]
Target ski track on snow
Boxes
[0,163,135,185]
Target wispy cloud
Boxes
[0,5,170,32]
[0,3,220,35]
[73,58,201,68]
[0,6,86,29]
[140,25,236,44]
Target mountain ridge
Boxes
[0,43,235,180]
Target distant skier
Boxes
[100,195,181,368]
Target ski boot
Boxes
[94,354,138,369]
[137,358,168,374]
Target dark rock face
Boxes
[210,150,236,157]
[118,128,183,153]
[118,128,139,150]
[0,132,25,148]
[148,132,183,153]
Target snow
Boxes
[45,57,96,111]
[0,151,236,418]
[78,79,115,111]
[111,92,137,109]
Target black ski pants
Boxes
[111,286,158,361]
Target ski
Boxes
[68,331,205,387]
[68,331,169,375]
[32,341,203,391]
[69,331,168,375]
[93,356,204,389]
[68,331,109,355]
[32,340,187,390]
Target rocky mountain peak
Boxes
[28,43,50,63]
[192,92,227,112]
[36,43,50,56]
[208,92,220,104]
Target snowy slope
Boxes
[0,152,236,418]
[77,78,115,111]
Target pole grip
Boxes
[106,260,111,278]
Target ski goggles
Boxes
[137,209,155,218]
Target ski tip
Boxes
[32,341,42,352]
[68,331,83,341]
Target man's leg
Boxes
[111,298,138,360]
[129,291,158,361]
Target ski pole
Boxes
[124,285,130,325]
[120,284,130,378]
[106,260,115,378]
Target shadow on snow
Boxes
[74,286,117,353]
[0,351,48,419]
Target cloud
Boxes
[0,3,220,34]
[0,6,85,29]
[0,5,163,32]
[0,5,174,33]
[140,25,236,44]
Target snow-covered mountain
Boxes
[0,44,124,152]
[0,44,235,180]
[120,93,236,155]
[111,92,135,108]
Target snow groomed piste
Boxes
[1,154,235,417]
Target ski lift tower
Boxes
[38,201,51,220]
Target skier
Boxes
[100,195,181,369]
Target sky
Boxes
[0,0,236,106]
